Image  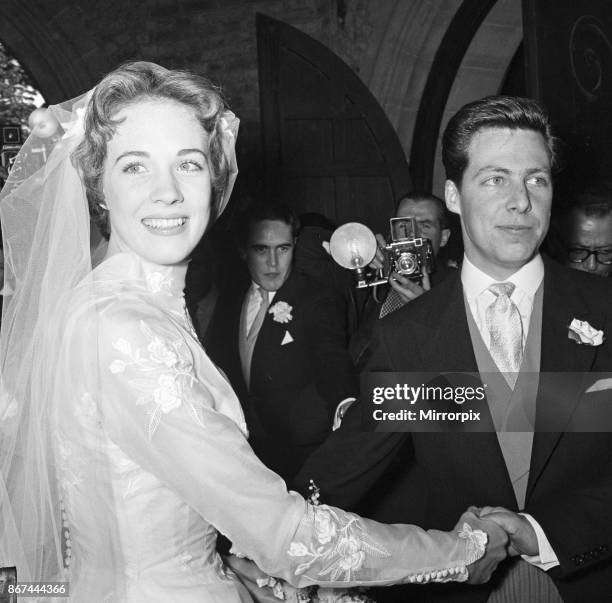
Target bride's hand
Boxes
[224,554,268,583]
[224,555,289,602]
[454,510,509,584]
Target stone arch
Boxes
[359,0,522,196]
[359,0,463,158]
[0,2,108,103]
[0,0,522,198]
[431,0,522,196]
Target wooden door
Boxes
[524,0,612,194]
[257,14,411,234]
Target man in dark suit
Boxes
[294,96,612,602]
[205,202,357,482]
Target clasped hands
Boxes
[456,506,539,584]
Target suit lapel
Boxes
[251,271,299,377]
[419,273,479,372]
[528,259,602,498]
[539,259,600,374]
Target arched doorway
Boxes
[0,3,99,103]
[257,14,411,235]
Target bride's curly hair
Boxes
[72,61,231,239]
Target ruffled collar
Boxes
[93,250,188,299]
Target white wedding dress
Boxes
[51,251,484,602]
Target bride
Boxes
[0,61,505,602]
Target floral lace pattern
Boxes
[56,392,101,490]
[288,505,391,581]
[458,523,488,567]
[55,435,84,491]
[74,392,102,430]
[145,271,174,295]
[108,321,206,439]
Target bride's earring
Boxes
[98,202,108,211]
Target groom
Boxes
[294,96,612,602]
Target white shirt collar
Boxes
[461,254,544,302]
[248,281,276,303]
[461,254,544,350]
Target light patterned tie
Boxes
[247,287,269,340]
[486,282,523,387]
[242,287,269,388]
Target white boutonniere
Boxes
[269,301,293,323]
[568,318,604,346]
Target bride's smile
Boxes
[102,99,212,266]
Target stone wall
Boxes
[0,0,375,188]
[0,0,522,195]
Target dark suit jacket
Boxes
[205,269,357,482]
[348,263,458,371]
[294,258,612,603]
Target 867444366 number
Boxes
[5,582,69,597]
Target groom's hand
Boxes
[454,510,508,584]
[478,506,539,557]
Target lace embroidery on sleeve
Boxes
[287,504,391,581]
[286,510,488,587]
[401,524,487,585]
[107,320,207,439]
[458,522,488,566]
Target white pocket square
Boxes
[585,378,612,393]
[281,331,294,345]
[332,397,356,431]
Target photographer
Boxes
[349,191,453,369]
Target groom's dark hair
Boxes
[442,95,558,187]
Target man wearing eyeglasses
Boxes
[563,196,612,278]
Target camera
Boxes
[361,217,434,288]
[0,125,23,187]
[386,217,434,276]
[1,126,21,147]
[328,218,435,289]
